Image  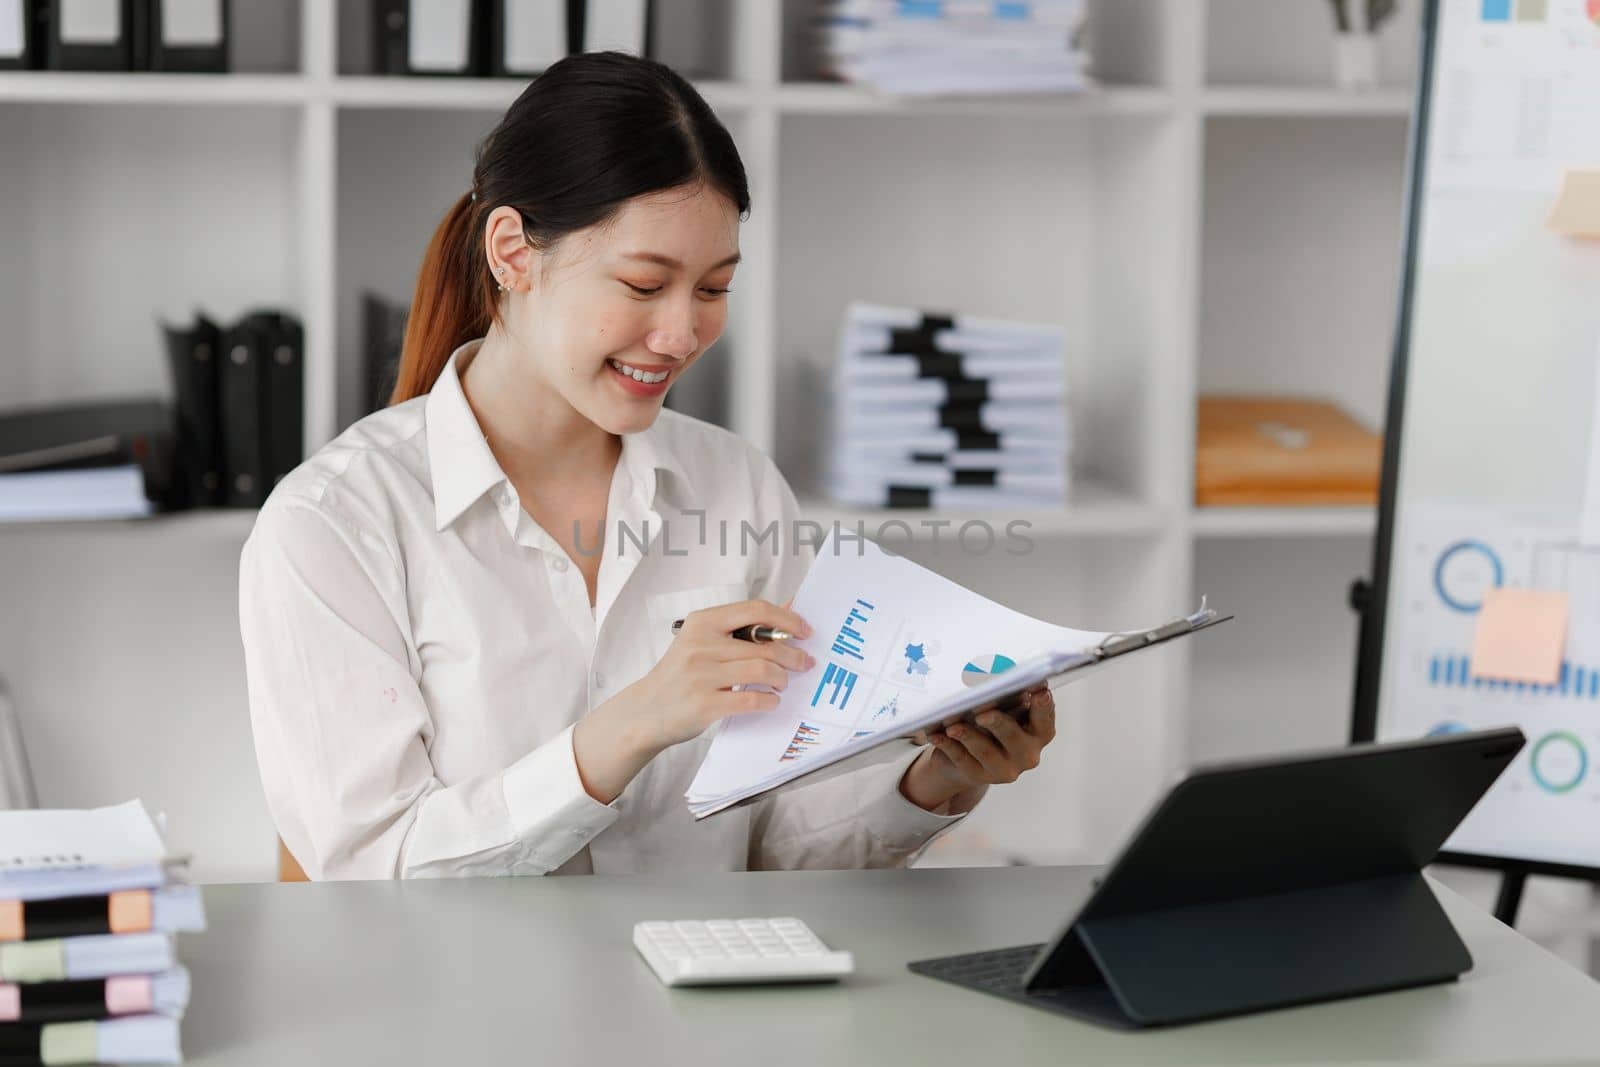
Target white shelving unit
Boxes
[0,0,1415,880]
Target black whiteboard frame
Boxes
[1349,0,1600,885]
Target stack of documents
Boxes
[0,802,203,1066]
[813,0,1092,97]
[825,302,1070,509]
[0,401,176,524]
[685,534,1222,819]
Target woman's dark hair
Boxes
[390,52,751,404]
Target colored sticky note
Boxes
[1547,169,1600,239]
[107,889,152,935]
[1470,588,1569,686]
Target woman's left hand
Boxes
[898,685,1057,816]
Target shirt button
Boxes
[593,671,606,689]
[551,556,569,573]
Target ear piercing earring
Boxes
[495,266,510,293]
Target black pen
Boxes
[669,619,794,643]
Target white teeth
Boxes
[610,359,669,384]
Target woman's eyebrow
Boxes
[621,251,741,270]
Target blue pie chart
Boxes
[961,654,1016,687]
[1433,540,1503,613]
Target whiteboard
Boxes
[1357,0,1600,875]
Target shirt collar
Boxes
[427,341,508,532]
[426,338,695,532]
[618,413,693,511]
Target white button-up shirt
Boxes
[240,340,968,879]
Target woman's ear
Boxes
[483,206,535,293]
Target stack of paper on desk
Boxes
[825,302,1070,509]
[0,801,204,1065]
[685,536,1222,819]
[814,0,1092,97]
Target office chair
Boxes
[278,837,309,881]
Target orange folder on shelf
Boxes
[1195,396,1383,507]
[1547,169,1600,240]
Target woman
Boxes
[239,52,1057,880]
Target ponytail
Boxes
[390,193,493,405]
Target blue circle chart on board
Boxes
[1530,731,1588,795]
[961,654,1017,687]
[1432,540,1504,613]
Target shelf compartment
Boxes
[1205,0,1420,90]
[1197,117,1410,440]
[0,103,305,413]
[774,110,1186,513]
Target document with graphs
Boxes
[686,534,1225,819]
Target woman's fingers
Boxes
[710,636,813,673]
[930,732,987,780]
[722,657,790,692]
[715,686,781,715]
[1024,688,1057,744]
[975,712,1043,772]
[944,722,1017,782]
[691,599,812,640]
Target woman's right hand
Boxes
[627,599,816,752]
[573,599,817,803]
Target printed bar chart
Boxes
[1428,652,1600,698]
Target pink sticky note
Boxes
[1470,588,1569,686]
[105,975,153,1016]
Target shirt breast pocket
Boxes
[644,582,751,665]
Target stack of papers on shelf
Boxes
[814,0,1092,97]
[0,801,204,1066]
[825,301,1070,510]
[0,400,174,524]
[685,534,1222,819]
[0,467,155,523]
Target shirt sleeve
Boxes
[742,455,977,871]
[239,501,619,880]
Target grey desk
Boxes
[184,866,1600,1066]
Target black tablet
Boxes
[910,726,1526,1028]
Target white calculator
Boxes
[633,917,855,986]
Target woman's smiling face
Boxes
[492,182,741,436]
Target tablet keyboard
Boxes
[907,943,1046,993]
